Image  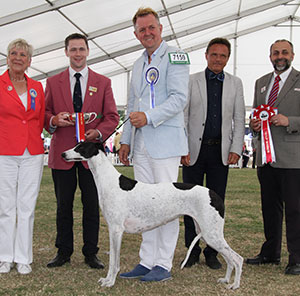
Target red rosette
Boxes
[252,104,276,164]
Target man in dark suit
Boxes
[45,33,119,269]
[247,39,300,276]
[181,38,245,269]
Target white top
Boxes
[68,66,88,102]
[265,66,292,103]
[19,92,28,111]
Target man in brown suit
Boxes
[246,39,300,276]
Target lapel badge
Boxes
[89,86,97,93]
[7,85,13,91]
[261,86,266,93]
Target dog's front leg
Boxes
[98,227,123,287]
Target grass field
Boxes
[0,166,300,295]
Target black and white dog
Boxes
[62,142,243,289]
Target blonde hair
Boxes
[7,38,33,59]
[132,7,160,29]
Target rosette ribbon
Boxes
[145,67,159,109]
[75,112,86,142]
[252,104,276,164]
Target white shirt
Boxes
[265,66,293,103]
[19,92,28,111]
[49,66,89,128]
[69,66,88,102]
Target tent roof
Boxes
[1,0,300,107]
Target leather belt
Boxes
[202,139,221,145]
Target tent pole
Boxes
[233,37,237,76]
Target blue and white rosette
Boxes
[145,67,159,109]
[29,88,37,110]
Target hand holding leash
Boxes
[129,112,147,128]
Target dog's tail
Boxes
[180,232,202,269]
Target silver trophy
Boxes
[69,112,97,124]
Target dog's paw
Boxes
[217,277,229,284]
[226,283,240,290]
[98,277,115,287]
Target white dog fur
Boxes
[62,142,243,289]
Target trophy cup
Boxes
[69,112,97,124]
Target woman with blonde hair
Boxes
[0,39,45,274]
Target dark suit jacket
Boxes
[44,68,119,169]
[253,68,300,168]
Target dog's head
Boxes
[62,142,105,162]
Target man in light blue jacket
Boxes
[119,7,189,282]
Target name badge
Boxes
[168,52,190,64]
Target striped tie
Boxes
[267,75,281,107]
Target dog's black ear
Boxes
[96,142,105,153]
[77,142,100,158]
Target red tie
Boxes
[267,75,281,107]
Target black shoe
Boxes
[285,263,300,275]
[47,254,70,268]
[204,253,222,270]
[246,254,280,265]
[85,255,104,269]
[181,254,200,268]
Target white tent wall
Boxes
[1,0,300,109]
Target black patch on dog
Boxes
[73,142,104,159]
[173,183,196,190]
[119,175,138,191]
[209,189,225,218]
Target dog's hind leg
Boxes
[205,236,243,290]
[98,227,124,287]
[218,247,243,290]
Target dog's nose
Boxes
[61,152,66,158]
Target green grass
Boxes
[0,167,300,295]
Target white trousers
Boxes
[0,150,44,264]
[133,130,180,271]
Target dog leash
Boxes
[102,116,130,143]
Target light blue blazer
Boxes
[121,41,189,159]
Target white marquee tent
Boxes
[1,0,300,110]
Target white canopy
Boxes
[1,0,300,108]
